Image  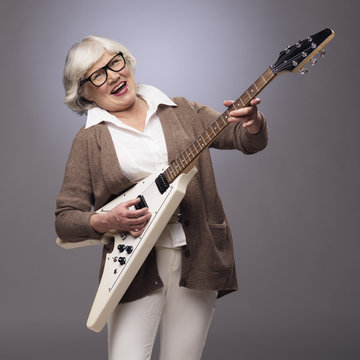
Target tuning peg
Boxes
[320,49,326,58]
[310,57,318,66]
[299,67,308,75]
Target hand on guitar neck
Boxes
[224,97,263,134]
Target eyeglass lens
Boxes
[90,54,125,86]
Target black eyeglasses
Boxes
[80,52,126,87]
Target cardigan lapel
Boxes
[157,104,193,165]
[96,123,136,195]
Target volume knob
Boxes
[117,244,126,252]
[118,257,126,265]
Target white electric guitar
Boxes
[57,28,334,332]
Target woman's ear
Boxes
[83,84,94,102]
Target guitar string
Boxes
[275,44,315,72]
[276,41,312,63]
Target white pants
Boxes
[108,246,217,360]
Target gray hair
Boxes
[63,35,136,115]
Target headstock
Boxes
[272,28,334,75]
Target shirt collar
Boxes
[85,84,177,129]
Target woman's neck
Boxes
[110,96,149,132]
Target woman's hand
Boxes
[224,98,263,134]
[90,197,151,237]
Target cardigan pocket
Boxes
[207,222,233,271]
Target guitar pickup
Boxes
[155,173,169,194]
[135,195,148,210]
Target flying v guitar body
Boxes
[83,166,197,332]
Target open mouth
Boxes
[111,81,127,94]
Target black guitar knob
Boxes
[117,244,126,252]
[118,257,126,265]
[126,246,133,254]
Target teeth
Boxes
[112,82,125,93]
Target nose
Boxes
[107,69,120,84]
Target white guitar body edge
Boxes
[57,166,197,332]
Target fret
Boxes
[168,171,175,183]
[242,93,250,105]
[199,135,206,147]
[242,93,249,104]
[184,150,192,163]
[164,168,172,181]
[256,76,265,88]
[212,123,219,133]
[168,168,177,180]
[190,143,199,155]
[192,142,199,154]
[248,87,255,96]
[179,156,184,164]
[165,168,173,183]
[179,154,188,167]
[188,146,196,158]
[213,120,221,132]
[203,131,212,143]
[210,124,217,136]
[218,116,227,128]
[173,159,181,172]
[225,109,232,119]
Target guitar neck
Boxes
[163,66,277,184]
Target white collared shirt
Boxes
[86,84,186,248]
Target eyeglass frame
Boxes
[79,52,126,87]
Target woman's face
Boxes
[84,51,137,114]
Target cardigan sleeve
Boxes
[190,100,268,154]
[55,128,103,242]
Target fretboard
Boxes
[164,67,276,184]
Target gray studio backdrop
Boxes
[1,0,359,359]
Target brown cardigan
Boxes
[55,97,268,302]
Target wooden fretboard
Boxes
[163,67,276,184]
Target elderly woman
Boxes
[56,35,268,360]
